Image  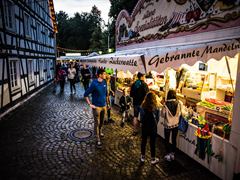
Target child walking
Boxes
[119,89,131,127]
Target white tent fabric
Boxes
[81,53,145,74]
[144,39,240,73]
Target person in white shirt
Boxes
[162,90,184,162]
[68,63,76,94]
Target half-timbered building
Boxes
[0,0,57,112]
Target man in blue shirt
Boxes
[84,69,108,147]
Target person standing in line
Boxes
[140,92,161,165]
[130,72,149,136]
[81,64,91,91]
[161,90,183,161]
[68,62,76,94]
[84,69,108,147]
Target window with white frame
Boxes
[39,60,44,80]
[35,3,39,15]
[44,60,48,79]
[31,19,35,40]
[24,13,31,37]
[4,0,15,30]
[47,60,51,77]
[28,60,34,82]
[45,28,49,45]
[41,27,44,44]
[42,28,47,45]
[9,60,19,89]
[36,22,41,41]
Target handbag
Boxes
[178,115,188,133]
[178,104,188,133]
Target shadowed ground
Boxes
[0,82,219,180]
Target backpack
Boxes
[130,83,135,97]
[130,80,140,97]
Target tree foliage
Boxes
[108,0,138,48]
[56,6,105,52]
[109,0,138,19]
[55,1,139,53]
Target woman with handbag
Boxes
[162,90,184,162]
[140,91,161,165]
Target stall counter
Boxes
[157,120,236,179]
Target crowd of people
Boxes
[53,61,93,94]
[53,62,185,165]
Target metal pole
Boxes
[107,20,110,52]
[108,32,110,51]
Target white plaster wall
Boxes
[230,53,240,175]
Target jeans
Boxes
[59,80,65,92]
[164,127,178,153]
[141,133,157,158]
[133,105,141,118]
[121,109,130,122]
[83,80,90,91]
[69,79,76,93]
[92,106,106,141]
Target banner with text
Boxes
[116,0,240,48]
[81,55,145,74]
[145,39,240,73]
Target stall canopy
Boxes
[81,53,146,74]
[144,39,240,73]
[57,55,87,61]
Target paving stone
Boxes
[0,82,220,180]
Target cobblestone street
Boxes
[0,82,219,180]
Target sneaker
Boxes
[120,121,125,128]
[97,141,102,147]
[108,118,115,123]
[140,155,145,163]
[170,153,175,161]
[100,132,104,137]
[151,158,159,165]
[164,154,172,162]
[132,131,138,136]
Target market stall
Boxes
[144,40,240,180]
[107,0,240,178]
[114,0,240,178]
[80,54,146,107]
